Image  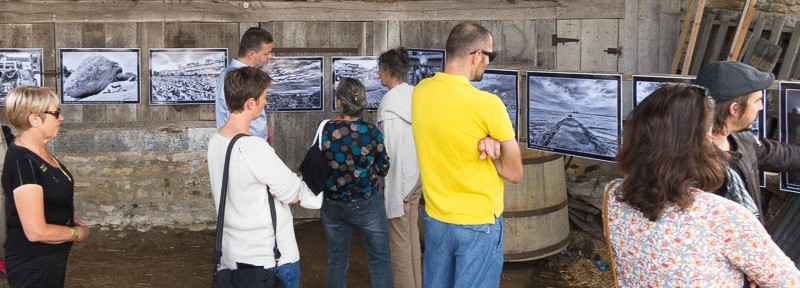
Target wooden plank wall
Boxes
[0,0,682,220]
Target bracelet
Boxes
[69,227,79,242]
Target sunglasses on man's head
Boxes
[470,50,496,63]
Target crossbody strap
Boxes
[603,179,621,288]
[212,133,249,270]
[268,186,280,269]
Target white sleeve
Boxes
[236,138,312,204]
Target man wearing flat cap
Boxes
[695,61,800,222]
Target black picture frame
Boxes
[779,81,800,193]
[631,75,695,107]
[331,56,386,112]
[60,48,141,104]
[406,48,445,86]
[263,56,324,112]
[0,48,44,105]
[149,48,227,105]
[526,71,622,162]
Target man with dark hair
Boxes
[215,26,275,143]
[694,61,800,221]
[411,21,522,288]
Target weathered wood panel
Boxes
[555,20,581,71]
[0,0,624,23]
[534,20,556,69]
[580,19,619,72]
[658,0,681,73]
[636,0,660,73]
[620,0,638,73]
[0,24,56,124]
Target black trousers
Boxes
[6,250,69,288]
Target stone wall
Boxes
[706,0,800,23]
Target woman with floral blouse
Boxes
[606,83,800,287]
[320,77,391,288]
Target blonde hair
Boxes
[5,86,60,131]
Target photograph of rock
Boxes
[406,48,445,86]
[780,82,800,193]
[149,48,226,105]
[331,56,387,111]
[0,48,43,105]
[632,75,694,107]
[263,56,324,112]
[527,71,621,162]
[60,48,140,104]
[471,68,519,138]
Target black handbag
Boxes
[212,133,285,288]
[298,120,330,195]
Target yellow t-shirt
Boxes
[412,72,515,225]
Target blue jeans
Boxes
[266,261,300,288]
[421,209,504,288]
[321,195,393,288]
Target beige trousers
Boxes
[387,180,422,288]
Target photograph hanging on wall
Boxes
[60,48,140,104]
[149,48,227,105]
[632,75,694,107]
[331,56,387,111]
[527,71,621,162]
[263,56,324,112]
[0,48,44,105]
[406,48,445,86]
[779,82,800,193]
[471,69,519,138]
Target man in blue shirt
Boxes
[215,27,274,142]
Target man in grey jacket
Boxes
[695,61,800,222]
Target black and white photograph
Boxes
[60,48,140,104]
[406,48,445,85]
[331,56,387,111]
[632,75,694,107]
[471,69,519,138]
[149,48,226,105]
[780,82,800,193]
[264,56,324,112]
[0,48,43,105]
[527,71,621,162]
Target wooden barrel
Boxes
[503,143,569,262]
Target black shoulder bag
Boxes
[212,133,285,288]
[298,119,330,195]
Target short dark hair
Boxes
[335,78,366,117]
[378,47,410,82]
[445,21,491,59]
[617,83,725,221]
[712,94,751,135]
[224,67,271,113]
[238,27,274,57]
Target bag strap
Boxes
[268,186,280,269]
[603,179,621,288]
[312,119,330,149]
[212,133,249,270]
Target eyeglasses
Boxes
[43,108,61,118]
[470,50,496,63]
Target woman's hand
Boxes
[74,225,90,242]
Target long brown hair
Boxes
[617,83,726,221]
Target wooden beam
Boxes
[0,0,625,24]
[671,0,698,74]
[727,0,757,61]
[681,0,707,75]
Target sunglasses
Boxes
[43,108,61,118]
[470,50,496,63]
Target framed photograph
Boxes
[331,56,387,111]
[632,75,694,107]
[263,56,324,112]
[149,48,227,105]
[406,48,445,86]
[0,48,44,105]
[526,71,622,162]
[471,69,519,138]
[60,48,140,104]
[779,82,800,193]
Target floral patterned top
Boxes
[605,179,800,287]
[321,119,389,203]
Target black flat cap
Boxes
[693,61,774,102]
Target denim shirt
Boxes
[214,58,269,139]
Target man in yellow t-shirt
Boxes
[411,21,523,288]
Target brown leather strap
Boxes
[603,179,621,288]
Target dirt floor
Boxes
[0,220,613,288]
